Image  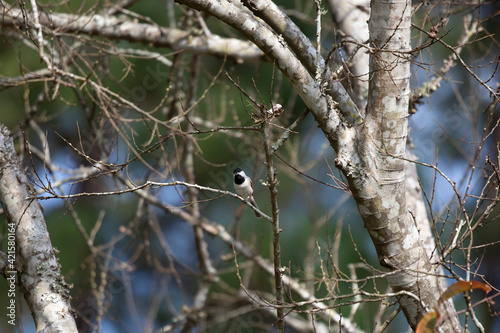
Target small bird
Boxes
[233,168,261,218]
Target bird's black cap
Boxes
[233,168,243,173]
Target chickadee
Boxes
[233,168,261,218]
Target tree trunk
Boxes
[347,0,460,329]
[0,125,78,333]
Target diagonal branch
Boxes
[240,0,363,125]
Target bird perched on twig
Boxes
[233,168,261,218]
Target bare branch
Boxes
[1,6,263,61]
